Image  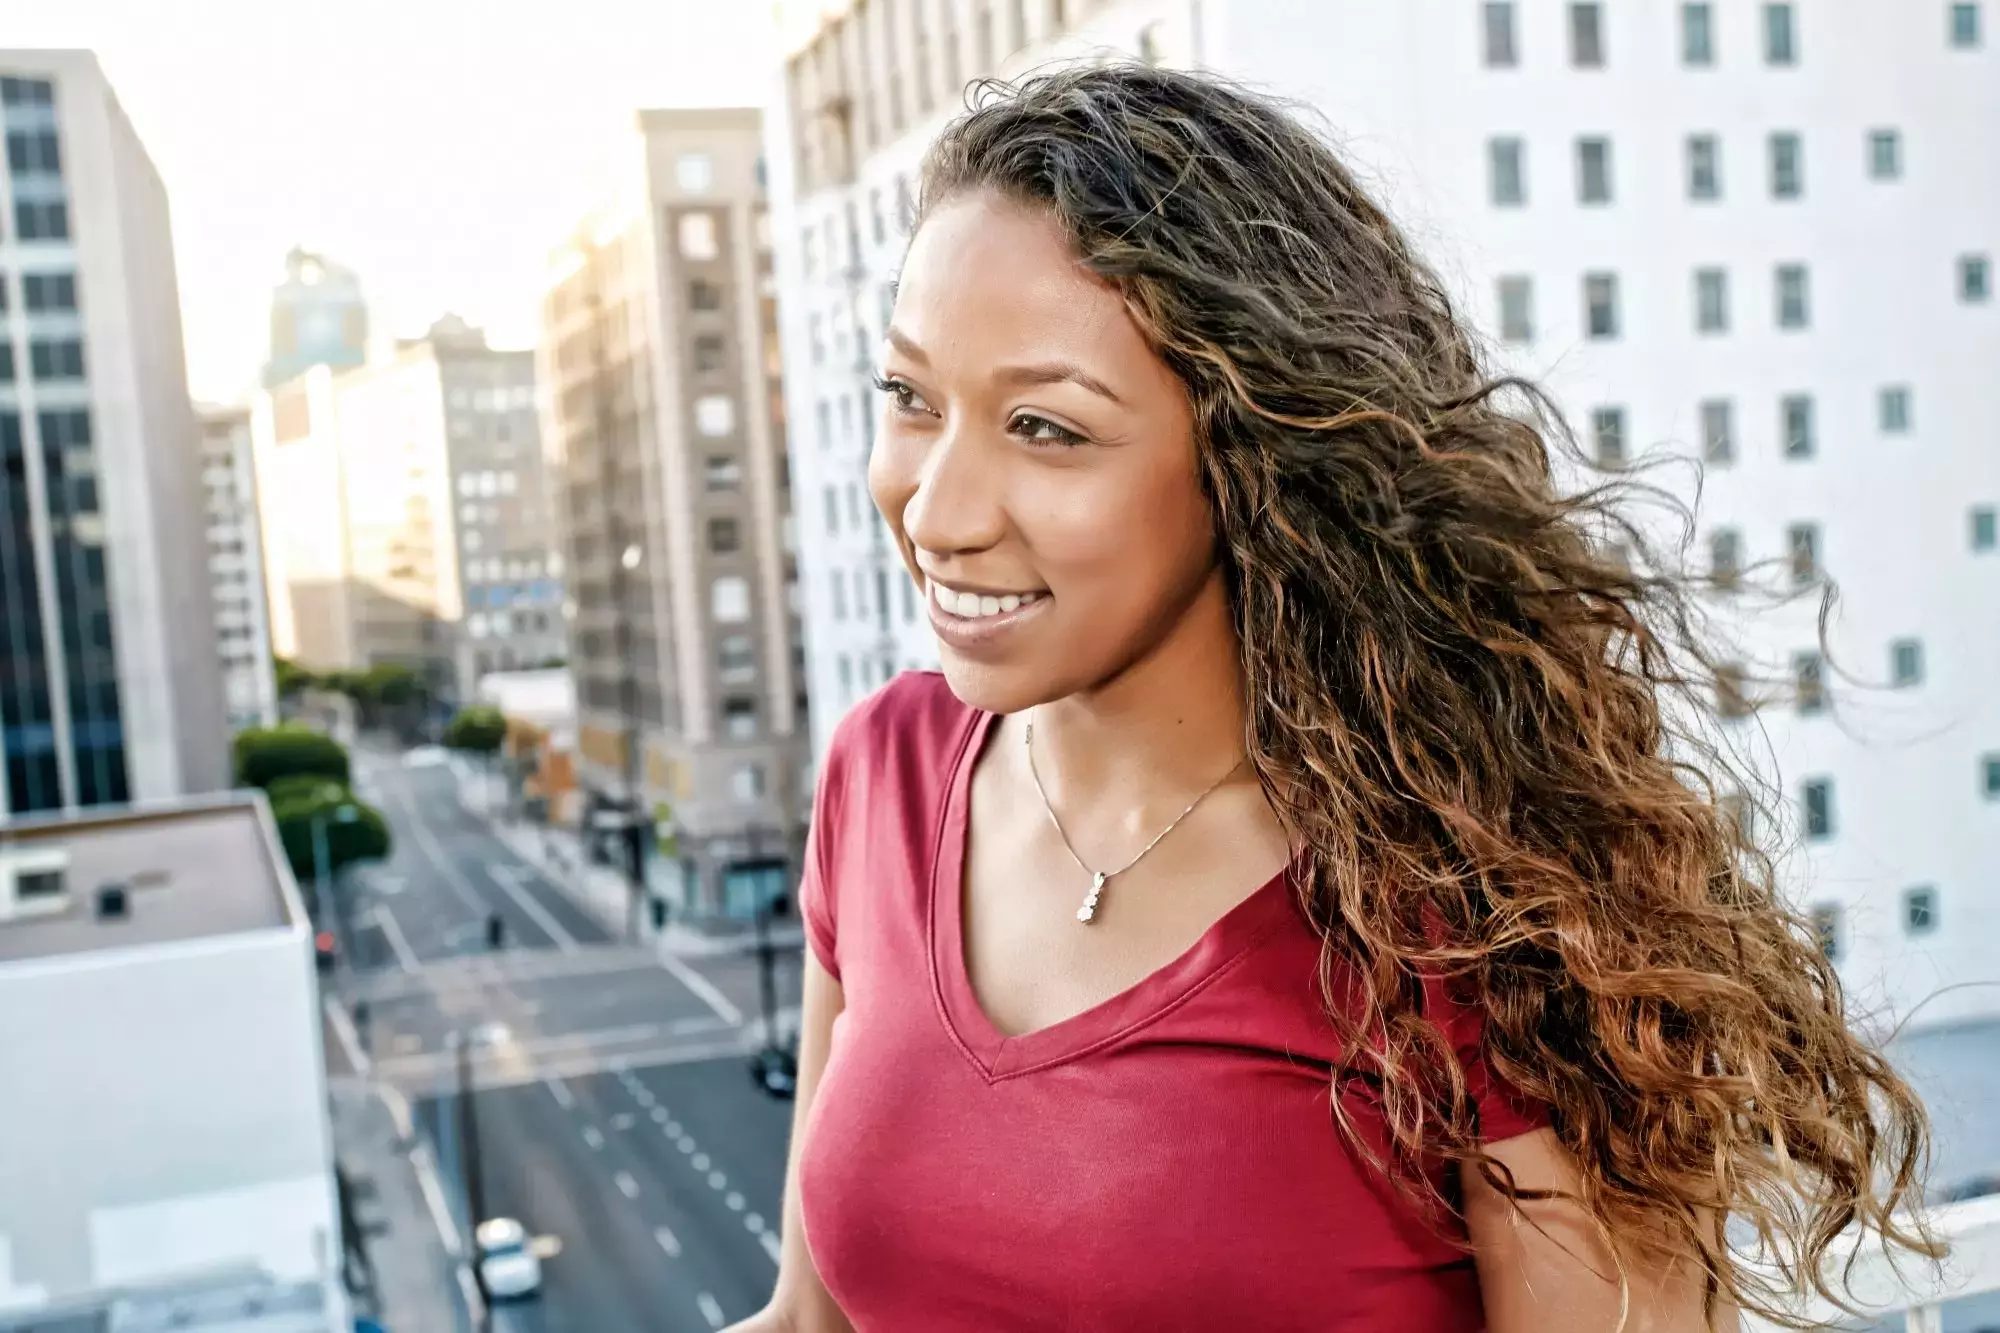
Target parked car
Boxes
[476,1217,542,1299]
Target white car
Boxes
[402,745,449,769]
[476,1217,542,1299]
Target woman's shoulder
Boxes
[820,669,982,795]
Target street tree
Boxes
[234,724,351,791]
[443,705,508,755]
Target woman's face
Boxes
[869,189,1218,715]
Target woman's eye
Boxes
[872,374,929,415]
[1009,413,1087,448]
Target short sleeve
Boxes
[798,719,852,984]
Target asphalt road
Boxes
[339,753,798,1333]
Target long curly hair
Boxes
[917,64,1937,1323]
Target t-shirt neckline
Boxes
[928,705,1299,1083]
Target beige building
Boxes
[539,108,806,920]
[197,405,278,734]
[252,358,459,698]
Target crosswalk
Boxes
[344,943,660,1004]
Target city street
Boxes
[331,754,799,1332]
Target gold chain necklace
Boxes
[1022,712,1243,924]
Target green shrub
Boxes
[235,725,350,791]
[443,705,508,755]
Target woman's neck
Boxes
[1027,570,1247,809]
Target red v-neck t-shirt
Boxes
[796,673,1543,1332]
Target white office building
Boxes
[0,794,348,1330]
[199,404,278,733]
[769,1,1999,1027]
[0,50,230,815]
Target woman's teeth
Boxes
[932,581,1042,620]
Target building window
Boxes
[1700,399,1735,464]
[1776,264,1811,330]
[1769,133,1804,199]
[676,153,714,193]
[1497,276,1535,343]
[711,575,750,623]
[1891,638,1924,687]
[690,279,723,311]
[704,455,743,492]
[1709,528,1742,587]
[836,653,855,705]
[1694,267,1730,333]
[1137,21,1165,64]
[1489,137,1526,206]
[1569,3,1606,66]
[1868,129,1902,181]
[1482,2,1519,66]
[1682,3,1715,64]
[722,696,758,740]
[1576,137,1613,203]
[900,573,917,623]
[1810,903,1841,960]
[1950,3,1982,48]
[1984,753,2000,799]
[1591,406,1627,466]
[1686,135,1721,201]
[1795,651,1826,713]
[1973,505,1998,551]
[28,338,85,381]
[1714,664,1751,720]
[1764,3,1798,64]
[1903,887,1937,936]
[708,517,741,554]
[1584,272,1620,339]
[732,763,766,803]
[22,272,77,312]
[1787,523,1820,586]
[868,188,886,247]
[696,395,736,437]
[1781,395,1816,459]
[719,633,755,681]
[693,334,727,373]
[831,569,849,621]
[1960,254,1993,304]
[12,200,68,241]
[1879,386,1912,434]
[679,212,719,260]
[823,485,840,535]
[1802,778,1834,840]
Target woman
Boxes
[734,65,1934,1332]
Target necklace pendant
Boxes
[1077,871,1107,924]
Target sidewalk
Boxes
[451,760,806,961]
[328,1077,479,1333]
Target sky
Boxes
[11,0,780,402]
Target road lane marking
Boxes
[582,1126,604,1151]
[677,1136,696,1153]
[744,1213,763,1233]
[725,1192,744,1212]
[654,1225,681,1258]
[482,860,580,951]
[323,997,370,1077]
[382,780,488,915]
[697,1293,725,1329]
[615,1171,639,1199]
[707,1171,726,1191]
[370,905,422,972]
[410,1139,463,1256]
[651,1107,670,1124]
[658,954,743,1025]
[545,1077,574,1110]
[611,1113,635,1130]
[759,1231,782,1264]
[691,1152,710,1171]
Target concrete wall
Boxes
[0,929,342,1314]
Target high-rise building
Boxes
[539,108,807,919]
[252,363,455,698]
[263,245,366,389]
[419,315,566,692]
[198,404,277,733]
[253,317,564,706]
[0,51,229,815]
[770,2,2000,1025]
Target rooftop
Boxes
[0,794,298,966]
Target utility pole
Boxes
[584,259,651,944]
[453,1030,492,1332]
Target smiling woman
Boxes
[729,65,1939,1333]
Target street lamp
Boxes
[311,795,361,968]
